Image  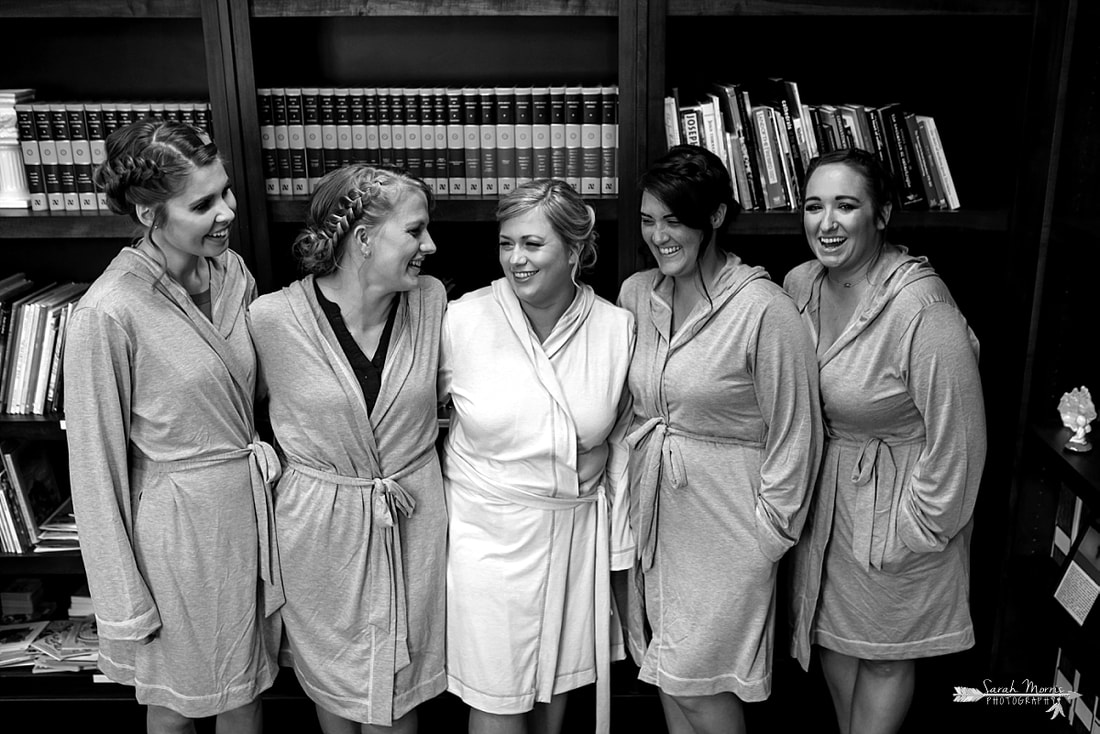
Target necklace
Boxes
[827,273,866,289]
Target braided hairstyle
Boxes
[495,178,599,274]
[92,118,221,231]
[293,164,434,276]
[640,144,740,257]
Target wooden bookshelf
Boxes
[250,0,617,16]
[0,551,82,575]
[0,416,65,441]
[667,0,1033,15]
[1031,422,1100,509]
[0,211,137,240]
[0,0,201,17]
[267,195,620,224]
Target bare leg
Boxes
[214,698,263,734]
[665,691,745,734]
[657,689,694,734]
[529,693,568,734]
[820,648,859,734]
[850,659,915,734]
[146,705,195,734]
[316,704,358,734]
[364,709,419,734]
[469,709,526,734]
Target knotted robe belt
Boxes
[131,441,285,617]
[830,434,925,572]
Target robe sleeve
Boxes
[606,324,636,571]
[437,308,453,403]
[751,294,823,562]
[63,307,161,641]
[897,301,987,554]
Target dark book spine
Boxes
[532,87,552,180]
[335,88,353,169]
[445,90,466,196]
[349,88,369,164]
[364,89,381,165]
[285,89,309,196]
[564,86,583,190]
[302,88,325,193]
[319,88,339,175]
[600,85,618,196]
[580,86,602,197]
[66,104,97,212]
[271,89,293,196]
[881,105,927,209]
[432,89,449,197]
[15,104,46,212]
[549,87,567,179]
[390,89,407,169]
[378,89,395,167]
[908,113,945,209]
[514,87,534,186]
[496,87,516,196]
[419,88,437,190]
[478,88,498,197]
[462,89,482,196]
[257,89,279,196]
[403,88,423,180]
[50,104,78,211]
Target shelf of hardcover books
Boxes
[267,196,619,224]
[249,0,617,15]
[0,0,200,17]
[665,0,1032,15]
[1031,422,1100,511]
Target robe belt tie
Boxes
[471,482,612,734]
[284,447,433,696]
[131,441,285,617]
[626,417,763,572]
[829,434,924,572]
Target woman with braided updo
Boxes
[440,179,635,734]
[248,164,444,733]
[64,119,282,733]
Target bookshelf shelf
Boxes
[0,211,137,240]
[1031,422,1100,510]
[667,0,1033,15]
[250,0,617,17]
[0,0,201,18]
[0,551,82,575]
[0,416,66,441]
[267,196,620,224]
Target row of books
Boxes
[666,79,959,212]
[258,85,620,200]
[14,98,214,213]
[0,441,69,555]
[1,274,89,417]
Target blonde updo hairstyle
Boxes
[293,164,434,276]
[92,118,221,235]
[495,178,598,274]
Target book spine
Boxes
[478,88,498,197]
[866,106,897,178]
[44,304,69,415]
[752,106,788,210]
[65,104,96,212]
[0,471,31,552]
[904,112,940,208]
[462,89,481,196]
[389,89,407,169]
[301,88,324,194]
[549,86,567,179]
[769,108,799,208]
[880,105,926,210]
[33,104,63,212]
[679,106,703,148]
[496,87,517,196]
[921,116,960,209]
[32,307,61,414]
[600,86,618,196]
[514,86,534,187]
[256,89,279,196]
[378,88,395,167]
[432,89,449,197]
[349,88,369,165]
[419,88,436,192]
[532,87,552,180]
[564,86,583,191]
[85,103,109,211]
[319,88,339,176]
[15,104,47,212]
[1,453,39,543]
[284,89,309,196]
[335,88,353,169]
[271,89,293,196]
[580,86,602,197]
[364,88,381,166]
[445,89,466,196]
[663,96,681,149]
[49,104,79,212]
[403,88,422,181]
[915,115,948,209]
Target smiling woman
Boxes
[441,178,634,734]
[64,118,281,734]
[248,164,447,734]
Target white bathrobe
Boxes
[440,279,634,733]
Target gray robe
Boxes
[248,275,447,726]
[64,247,282,717]
[785,245,987,668]
[617,253,822,701]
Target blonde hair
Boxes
[293,164,434,276]
[496,178,598,273]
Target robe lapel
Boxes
[370,290,416,429]
[287,278,382,468]
[491,278,583,495]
